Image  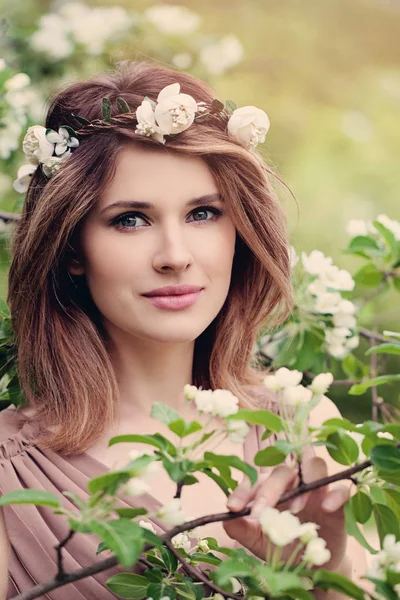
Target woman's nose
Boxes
[152,227,194,273]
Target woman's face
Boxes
[70,143,237,345]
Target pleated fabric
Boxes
[0,404,269,600]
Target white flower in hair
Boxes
[45,127,79,156]
[22,125,55,165]
[41,150,72,178]
[135,100,166,144]
[227,105,270,149]
[154,83,198,134]
[13,163,37,194]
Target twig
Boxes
[164,539,243,600]
[55,530,75,580]
[9,457,376,600]
[369,335,379,423]
[0,210,20,224]
[359,328,397,344]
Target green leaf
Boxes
[101,97,112,122]
[342,353,366,379]
[371,444,400,471]
[313,569,366,600]
[290,329,324,371]
[168,418,202,438]
[114,507,147,519]
[108,433,171,452]
[254,445,287,466]
[383,489,400,521]
[214,558,254,585]
[373,220,398,257]
[227,408,282,432]
[211,98,225,112]
[367,578,398,600]
[189,552,221,566]
[146,582,176,600]
[204,452,258,486]
[393,276,400,290]
[373,503,400,546]
[224,99,238,114]
[0,489,61,508]
[344,501,378,553]
[162,457,195,483]
[350,491,372,524]
[349,374,400,395]
[0,297,10,319]
[88,469,131,495]
[88,518,144,568]
[326,431,359,465]
[348,235,381,254]
[117,97,131,113]
[106,574,148,599]
[365,343,400,356]
[353,263,383,287]
[159,546,178,573]
[151,402,181,426]
[201,468,231,495]
[71,113,90,126]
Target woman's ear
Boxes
[68,258,85,276]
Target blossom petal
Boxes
[157,83,180,103]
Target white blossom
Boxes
[325,327,352,345]
[154,83,198,135]
[172,53,193,70]
[135,100,165,144]
[144,4,202,35]
[338,299,356,314]
[138,520,157,535]
[45,127,79,156]
[194,389,215,413]
[310,373,334,395]
[199,35,244,75]
[226,419,250,444]
[13,163,37,194]
[333,312,357,329]
[298,522,319,544]
[263,367,303,392]
[4,73,31,92]
[383,534,400,563]
[22,125,55,165]
[314,291,343,314]
[346,219,371,237]
[282,385,313,407]
[307,279,328,297]
[156,498,188,526]
[128,449,160,478]
[227,105,270,149]
[30,14,73,60]
[376,214,400,240]
[211,389,239,417]
[172,532,192,552]
[123,477,151,497]
[301,250,333,276]
[196,539,210,553]
[41,151,72,178]
[319,265,355,292]
[183,383,198,401]
[303,537,331,566]
[259,508,302,546]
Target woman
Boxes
[0,60,364,599]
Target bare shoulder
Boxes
[308,394,342,428]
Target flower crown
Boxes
[13,82,270,194]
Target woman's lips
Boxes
[143,290,203,310]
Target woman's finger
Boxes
[250,466,297,518]
[321,485,350,512]
[290,455,328,513]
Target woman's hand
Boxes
[223,455,350,571]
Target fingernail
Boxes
[227,497,242,510]
[291,497,304,514]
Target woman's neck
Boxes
[107,333,197,420]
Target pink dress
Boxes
[0,404,272,599]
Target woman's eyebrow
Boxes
[100,193,223,214]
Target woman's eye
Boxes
[111,213,148,230]
[188,206,222,223]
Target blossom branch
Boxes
[163,539,244,600]
[9,457,376,600]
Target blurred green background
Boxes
[1,0,399,419]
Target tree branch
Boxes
[9,456,375,600]
[164,539,244,600]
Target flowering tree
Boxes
[0,215,399,599]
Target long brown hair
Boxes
[7,60,294,455]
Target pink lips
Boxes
[141,285,203,310]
